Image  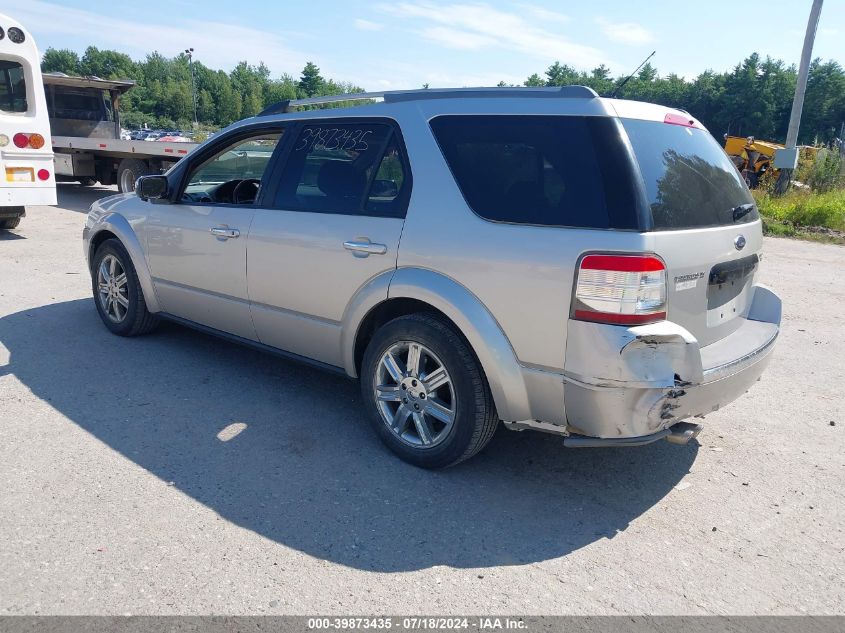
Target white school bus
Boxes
[0,13,56,230]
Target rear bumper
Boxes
[1,185,57,207]
[517,284,781,440]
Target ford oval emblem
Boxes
[734,235,747,250]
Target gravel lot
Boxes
[0,185,843,615]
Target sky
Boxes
[10,0,845,90]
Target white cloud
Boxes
[518,5,571,25]
[421,26,498,50]
[15,0,312,76]
[378,2,609,69]
[596,18,655,45]
[353,19,384,31]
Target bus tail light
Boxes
[29,134,46,149]
[10,133,47,149]
[572,254,667,325]
[37,169,51,181]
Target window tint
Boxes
[366,137,406,215]
[430,115,638,229]
[276,123,403,216]
[50,87,111,121]
[0,61,28,113]
[182,132,281,205]
[623,119,757,229]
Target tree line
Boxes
[41,46,844,144]
[41,46,361,130]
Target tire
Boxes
[117,158,153,193]
[360,313,498,468]
[0,217,21,230]
[91,238,159,336]
[78,178,98,187]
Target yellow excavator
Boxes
[723,135,784,188]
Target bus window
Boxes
[0,60,28,113]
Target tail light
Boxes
[29,134,46,149]
[10,133,46,149]
[572,254,667,325]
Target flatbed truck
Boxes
[44,72,198,192]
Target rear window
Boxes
[430,115,639,230]
[50,87,112,121]
[623,119,758,230]
[0,60,28,113]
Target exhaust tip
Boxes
[665,421,704,445]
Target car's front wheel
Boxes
[91,239,159,336]
[361,313,498,468]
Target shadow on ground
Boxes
[0,299,697,571]
[56,183,121,213]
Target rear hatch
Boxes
[621,117,762,348]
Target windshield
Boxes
[0,60,28,113]
[623,118,758,230]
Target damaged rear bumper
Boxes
[558,284,781,441]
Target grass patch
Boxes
[752,188,845,231]
[753,188,845,245]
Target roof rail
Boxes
[256,85,598,116]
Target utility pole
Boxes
[185,47,198,128]
[775,0,824,194]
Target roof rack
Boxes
[256,85,598,117]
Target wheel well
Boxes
[354,298,462,374]
[88,230,118,270]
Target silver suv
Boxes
[83,86,781,468]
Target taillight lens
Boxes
[13,133,29,148]
[29,133,46,149]
[37,169,50,181]
[572,254,667,325]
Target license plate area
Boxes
[5,167,34,182]
[706,254,758,325]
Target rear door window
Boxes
[274,122,409,218]
[0,60,27,113]
[429,115,639,230]
[623,119,758,229]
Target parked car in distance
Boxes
[83,87,781,468]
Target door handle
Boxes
[210,227,240,239]
[343,239,387,256]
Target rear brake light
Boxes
[37,169,50,181]
[13,133,29,148]
[664,113,696,128]
[573,254,667,325]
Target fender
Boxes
[340,269,395,374]
[346,267,532,423]
[85,211,161,313]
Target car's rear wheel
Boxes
[361,313,498,468]
[91,239,159,336]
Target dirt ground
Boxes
[0,185,842,615]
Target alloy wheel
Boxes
[97,254,130,323]
[374,341,456,448]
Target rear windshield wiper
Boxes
[732,203,756,222]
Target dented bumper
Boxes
[559,284,781,440]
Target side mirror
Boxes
[136,175,169,202]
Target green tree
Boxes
[298,61,324,97]
[41,48,81,75]
[79,46,136,79]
